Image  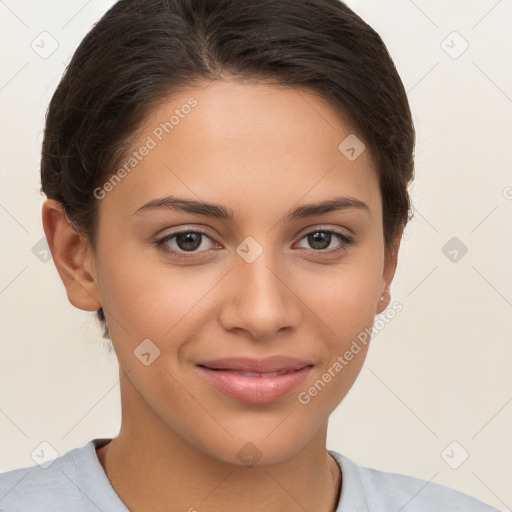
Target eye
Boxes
[154,229,217,258]
[295,228,354,254]
[154,226,354,259]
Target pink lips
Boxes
[196,356,313,404]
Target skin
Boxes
[42,79,402,512]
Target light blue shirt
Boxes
[0,438,503,511]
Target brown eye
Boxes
[296,229,353,253]
[155,230,216,257]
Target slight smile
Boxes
[196,356,314,404]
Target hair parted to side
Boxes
[40,0,415,340]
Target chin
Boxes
[189,420,321,468]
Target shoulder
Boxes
[329,450,503,512]
[0,442,90,511]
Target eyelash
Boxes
[153,227,354,259]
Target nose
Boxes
[218,249,303,341]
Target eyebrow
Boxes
[133,195,370,220]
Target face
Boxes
[79,79,399,465]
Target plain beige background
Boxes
[0,0,511,509]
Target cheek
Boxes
[301,257,382,340]
[96,248,217,344]
[294,267,378,413]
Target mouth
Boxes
[196,356,313,404]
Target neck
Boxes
[96,372,342,512]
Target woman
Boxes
[0,0,502,510]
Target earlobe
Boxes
[41,199,102,312]
[376,288,391,314]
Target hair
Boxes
[40,0,415,340]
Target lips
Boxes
[196,356,313,404]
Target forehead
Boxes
[100,79,381,223]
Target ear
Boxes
[376,226,404,315]
[41,199,101,312]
